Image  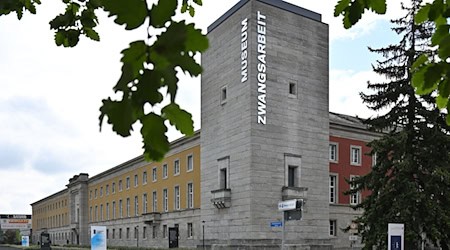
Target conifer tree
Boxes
[353,0,450,249]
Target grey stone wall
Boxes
[201,0,330,248]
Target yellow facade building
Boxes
[31,132,201,248]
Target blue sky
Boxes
[0,0,405,214]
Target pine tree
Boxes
[353,0,450,249]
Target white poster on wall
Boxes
[91,226,107,250]
[21,236,29,247]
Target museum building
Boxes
[31,0,381,249]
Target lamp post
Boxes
[202,220,205,250]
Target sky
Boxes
[0,0,406,215]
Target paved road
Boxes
[0,247,20,250]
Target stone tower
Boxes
[200,0,330,248]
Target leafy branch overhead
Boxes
[0,0,207,161]
[334,0,450,124]
[98,0,207,161]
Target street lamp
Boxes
[202,221,205,250]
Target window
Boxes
[126,198,130,217]
[152,191,158,212]
[134,174,138,187]
[90,190,92,200]
[350,146,362,166]
[134,227,138,239]
[288,82,297,98]
[119,228,122,239]
[187,155,193,172]
[152,167,157,182]
[221,85,227,104]
[187,183,194,209]
[106,184,109,195]
[174,186,180,210]
[143,226,147,239]
[329,143,338,162]
[112,201,116,219]
[95,206,98,222]
[95,189,97,198]
[218,157,230,189]
[143,171,147,184]
[119,199,123,218]
[134,196,139,216]
[329,175,337,204]
[106,203,110,220]
[119,180,123,192]
[187,223,193,238]
[89,206,92,222]
[350,175,360,205]
[163,225,167,238]
[287,165,298,187]
[106,229,109,239]
[163,164,168,179]
[112,182,116,193]
[126,176,130,189]
[112,229,115,239]
[100,204,103,221]
[285,155,301,187]
[126,227,130,239]
[143,193,148,214]
[329,220,337,236]
[100,187,103,197]
[163,189,168,212]
[152,226,157,238]
[174,160,180,175]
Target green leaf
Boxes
[431,24,449,46]
[84,27,100,41]
[66,29,80,47]
[99,98,136,137]
[176,54,202,76]
[415,4,430,23]
[438,36,450,59]
[420,64,443,94]
[103,0,148,30]
[150,0,177,28]
[114,41,147,92]
[160,68,178,102]
[188,6,195,17]
[140,113,169,161]
[436,95,448,109]
[162,103,194,136]
[412,54,428,71]
[348,0,364,26]
[412,65,426,90]
[428,0,444,21]
[54,30,65,46]
[185,23,208,52]
[334,0,350,16]
[194,0,202,6]
[81,9,97,28]
[49,12,74,29]
[369,0,386,14]
[438,77,450,98]
[135,69,164,106]
[120,40,147,76]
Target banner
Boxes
[91,226,107,250]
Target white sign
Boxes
[91,226,107,250]
[349,235,358,241]
[21,236,29,247]
[256,11,267,125]
[388,223,404,250]
[278,199,297,211]
[241,18,248,83]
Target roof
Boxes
[207,0,322,33]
